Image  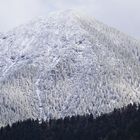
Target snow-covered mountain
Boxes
[0,10,140,127]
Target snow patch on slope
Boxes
[35,78,46,121]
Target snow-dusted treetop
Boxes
[0,10,140,127]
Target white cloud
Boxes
[0,0,139,39]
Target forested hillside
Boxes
[0,103,140,140]
[1,11,140,126]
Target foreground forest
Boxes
[0,103,140,140]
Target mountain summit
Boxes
[0,10,140,126]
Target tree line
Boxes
[0,103,140,140]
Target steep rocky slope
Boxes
[0,10,140,126]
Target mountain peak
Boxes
[0,10,140,127]
[47,9,85,18]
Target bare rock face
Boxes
[0,10,140,126]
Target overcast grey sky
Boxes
[0,0,139,39]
